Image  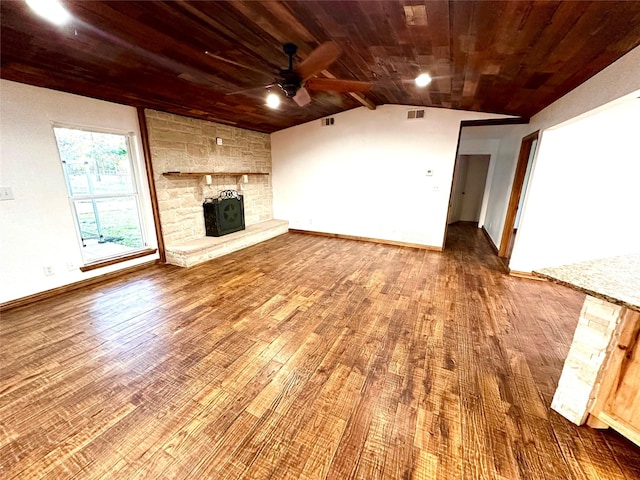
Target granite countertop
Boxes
[534,254,640,312]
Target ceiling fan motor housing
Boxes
[279,43,301,97]
[278,71,301,97]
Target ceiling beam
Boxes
[347,92,376,110]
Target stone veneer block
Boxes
[165,219,288,267]
[550,295,623,424]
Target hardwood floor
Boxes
[1,223,639,479]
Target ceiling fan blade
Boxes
[293,87,311,107]
[305,78,372,93]
[295,42,342,81]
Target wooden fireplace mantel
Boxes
[162,172,269,178]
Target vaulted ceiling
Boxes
[2,1,640,133]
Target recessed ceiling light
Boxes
[266,92,281,109]
[25,0,71,26]
[415,73,432,88]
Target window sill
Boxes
[79,248,158,272]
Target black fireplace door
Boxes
[203,194,245,237]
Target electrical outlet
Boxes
[0,186,14,201]
[43,265,55,276]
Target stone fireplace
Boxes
[145,109,287,268]
[145,109,273,246]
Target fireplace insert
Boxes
[203,190,245,237]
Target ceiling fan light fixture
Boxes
[266,92,281,109]
[415,73,432,87]
[25,0,71,26]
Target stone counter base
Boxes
[551,295,623,424]
[165,219,289,267]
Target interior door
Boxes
[447,155,468,224]
[459,155,490,222]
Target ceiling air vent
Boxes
[321,117,335,126]
[407,109,425,120]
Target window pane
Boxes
[74,197,145,262]
[95,197,143,248]
[54,127,135,196]
[74,199,99,241]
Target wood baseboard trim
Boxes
[289,229,443,251]
[509,269,547,281]
[79,248,157,272]
[481,226,499,254]
[0,260,159,312]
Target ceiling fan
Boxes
[213,42,372,107]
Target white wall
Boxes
[0,80,159,303]
[509,94,640,271]
[509,45,640,272]
[456,124,528,246]
[271,105,508,248]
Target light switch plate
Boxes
[0,186,14,200]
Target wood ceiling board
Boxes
[2,0,640,133]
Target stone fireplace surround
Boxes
[145,109,287,266]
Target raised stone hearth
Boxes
[165,219,288,267]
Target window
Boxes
[53,126,147,263]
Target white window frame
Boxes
[52,122,149,264]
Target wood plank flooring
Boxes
[1,223,639,479]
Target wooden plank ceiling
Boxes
[2,0,640,133]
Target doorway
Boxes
[498,131,539,259]
[447,154,491,225]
